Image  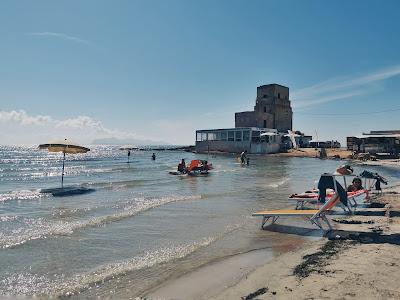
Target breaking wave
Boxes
[266,177,290,188]
[0,237,216,297]
[0,194,202,249]
[0,189,49,203]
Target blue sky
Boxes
[1,0,400,145]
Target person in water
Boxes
[240,150,247,164]
[177,159,186,173]
[152,153,156,160]
[347,177,364,192]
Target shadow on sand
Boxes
[263,223,324,237]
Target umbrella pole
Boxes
[61,152,66,188]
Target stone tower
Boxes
[235,84,293,132]
[254,84,292,131]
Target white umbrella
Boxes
[260,132,278,136]
[119,145,138,163]
[39,139,90,188]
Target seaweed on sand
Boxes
[293,240,355,279]
[241,287,268,300]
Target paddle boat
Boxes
[169,159,213,176]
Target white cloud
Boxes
[27,32,93,46]
[56,116,104,130]
[292,64,400,108]
[0,110,52,125]
[0,110,139,142]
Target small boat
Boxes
[186,159,212,175]
[169,160,213,176]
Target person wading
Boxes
[240,150,247,164]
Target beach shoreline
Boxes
[145,184,400,300]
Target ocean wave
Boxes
[0,219,245,297]
[0,272,55,296]
[0,189,48,203]
[84,179,148,191]
[0,194,202,249]
[54,237,216,297]
[0,237,216,297]
[266,177,290,188]
[0,215,19,222]
[1,165,120,182]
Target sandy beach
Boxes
[359,159,400,168]
[213,185,400,300]
[145,184,400,300]
[272,148,353,159]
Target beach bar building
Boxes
[195,84,293,154]
[196,127,280,154]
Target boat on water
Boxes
[169,159,213,176]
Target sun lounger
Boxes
[252,194,341,230]
[289,189,369,210]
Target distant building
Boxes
[196,127,280,154]
[235,84,293,132]
[309,140,341,149]
[347,130,400,157]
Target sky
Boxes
[1,0,400,145]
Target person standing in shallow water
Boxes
[152,153,156,160]
[240,150,247,164]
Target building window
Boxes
[261,134,269,143]
[252,131,260,142]
[216,131,221,141]
[196,133,202,142]
[263,95,267,98]
[208,133,216,141]
[243,130,250,141]
[263,106,266,113]
[228,131,234,141]
[221,131,227,141]
[263,120,267,128]
[278,93,280,98]
[235,131,242,141]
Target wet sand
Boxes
[144,235,309,300]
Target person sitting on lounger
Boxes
[347,177,364,192]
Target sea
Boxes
[0,145,399,298]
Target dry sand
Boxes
[212,240,400,300]
[359,159,400,168]
[273,148,353,159]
